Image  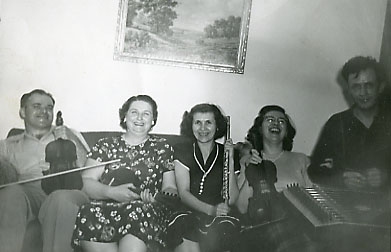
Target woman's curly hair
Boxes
[119,95,158,130]
[246,105,296,152]
[180,103,228,140]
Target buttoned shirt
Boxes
[308,108,391,191]
[0,127,87,181]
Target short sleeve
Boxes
[87,137,111,162]
[173,142,192,166]
[159,141,175,173]
[0,140,7,157]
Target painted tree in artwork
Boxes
[128,0,178,36]
[149,2,178,35]
[204,16,242,38]
[126,1,138,27]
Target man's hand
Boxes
[53,125,73,140]
[343,171,367,190]
[365,167,383,188]
[53,125,89,167]
[224,138,235,156]
[320,158,333,169]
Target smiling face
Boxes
[261,110,287,145]
[192,112,217,144]
[20,93,54,132]
[125,100,154,137]
[347,68,384,111]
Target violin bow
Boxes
[0,159,120,189]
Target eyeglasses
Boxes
[264,116,287,126]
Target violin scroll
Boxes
[56,111,64,126]
[41,111,82,194]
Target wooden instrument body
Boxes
[245,160,286,224]
[41,111,83,194]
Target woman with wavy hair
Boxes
[72,95,177,252]
[236,105,316,252]
[171,103,239,252]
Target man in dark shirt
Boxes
[308,56,390,192]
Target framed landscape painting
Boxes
[114,0,252,74]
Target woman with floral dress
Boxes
[72,95,177,252]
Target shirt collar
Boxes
[23,126,55,142]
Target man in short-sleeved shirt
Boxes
[0,89,89,252]
[0,126,87,181]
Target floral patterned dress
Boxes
[71,135,174,251]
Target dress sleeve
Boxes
[160,141,175,173]
[173,142,191,166]
[0,140,6,157]
[87,138,110,163]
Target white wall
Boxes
[0,0,387,155]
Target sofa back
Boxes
[7,128,244,173]
[81,131,191,149]
[7,128,192,150]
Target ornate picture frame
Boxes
[114,0,252,74]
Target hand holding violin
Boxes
[107,183,141,202]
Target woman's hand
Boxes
[224,138,235,156]
[211,202,230,216]
[107,183,140,202]
[241,149,263,166]
[140,188,156,203]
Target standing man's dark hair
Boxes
[341,56,385,84]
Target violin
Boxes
[246,159,278,222]
[245,139,286,224]
[41,111,83,194]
